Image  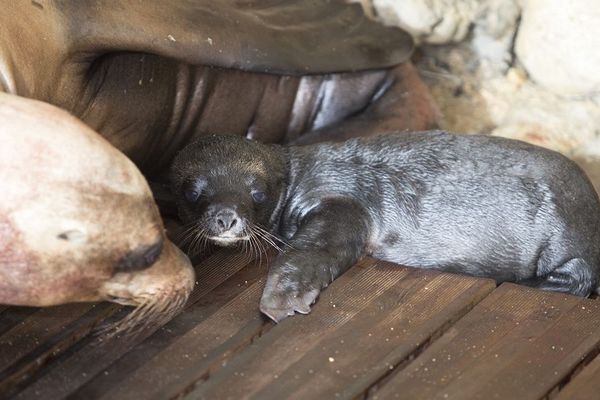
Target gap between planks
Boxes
[68,257,272,399]
[553,350,600,400]
[91,260,383,399]
[178,259,495,400]
[370,284,600,400]
[1,249,256,400]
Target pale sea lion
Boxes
[171,133,600,322]
[0,93,194,330]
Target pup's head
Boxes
[170,135,287,249]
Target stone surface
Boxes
[516,0,600,96]
[364,0,600,161]
[355,0,478,44]
[471,0,520,76]
[417,42,600,159]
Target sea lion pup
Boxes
[0,94,194,332]
[170,132,600,322]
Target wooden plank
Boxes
[250,270,495,400]
[371,283,600,400]
[0,307,38,337]
[99,259,381,400]
[152,257,382,400]
[181,261,495,400]
[0,253,218,397]
[10,249,254,400]
[69,257,268,399]
[97,272,270,400]
[0,303,117,399]
[0,304,95,370]
[554,353,600,400]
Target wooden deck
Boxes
[1,250,599,400]
[3,128,599,400]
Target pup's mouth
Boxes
[209,235,250,246]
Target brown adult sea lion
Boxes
[0,1,437,314]
[0,93,194,329]
[0,0,437,175]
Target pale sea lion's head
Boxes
[0,94,194,329]
[170,135,287,253]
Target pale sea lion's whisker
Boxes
[242,227,252,259]
[261,229,293,250]
[187,228,203,255]
[246,228,255,261]
[256,230,269,257]
[179,225,202,250]
[246,228,257,263]
[181,228,202,247]
[96,288,189,340]
[248,226,273,267]
[176,221,199,237]
[248,233,256,262]
[249,227,271,256]
[194,231,209,256]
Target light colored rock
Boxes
[361,0,521,71]
[483,69,600,156]
[471,0,520,75]
[417,42,600,158]
[368,0,478,44]
[363,0,600,159]
[516,0,600,96]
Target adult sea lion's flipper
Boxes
[53,0,413,74]
[291,63,441,145]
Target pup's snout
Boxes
[214,208,243,235]
[117,240,164,272]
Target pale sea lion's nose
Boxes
[116,240,164,272]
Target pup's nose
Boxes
[116,240,164,272]
[215,209,240,232]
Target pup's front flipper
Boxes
[259,200,369,322]
[260,268,322,322]
[260,257,333,322]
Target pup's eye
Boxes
[251,191,267,203]
[184,188,201,203]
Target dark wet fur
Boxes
[171,131,600,321]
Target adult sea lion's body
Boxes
[171,132,600,322]
[0,1,439,311]
[0,0,436,175]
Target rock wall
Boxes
[355,0,600,162]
